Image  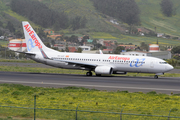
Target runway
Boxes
[0,71,180,94]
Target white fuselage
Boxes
[29,51,173,74]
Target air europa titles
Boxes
[108,56,130,61]
[24,24,42,48]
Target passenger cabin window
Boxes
[159,62,168,64]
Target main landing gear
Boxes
[154,75,158,79]
[86,71,92,76]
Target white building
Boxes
[120,51,171,59]
[0,36,4,40]
[78,46,91,51]
[147,51,171,59]
[157,33,165,38]
[121,51,148,56]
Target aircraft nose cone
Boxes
[168,65,174,71]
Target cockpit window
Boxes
[159,62,168,64]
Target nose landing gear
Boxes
[154,73,164,79]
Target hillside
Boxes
[0,0,180,46]
[0,0,39,30]
[38,0,180,45]
[136,0,180,37]
[40,0,118,33]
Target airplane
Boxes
[21,21,173,79]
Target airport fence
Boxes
[0,96,180,120]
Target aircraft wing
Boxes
[53,59,97,68]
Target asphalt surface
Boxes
[0,71,180,94]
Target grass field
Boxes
[90,32,180,46]
[0,84,180,119]
[0,59,36,63]
[0,41,8,47]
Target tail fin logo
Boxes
[24,24,42,49]
[27,38,35,51]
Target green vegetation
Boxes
[136,0,180,37]
[0,0,180,46]
[0,84,179,119]
[0,59,36,63]
[11,0,69,30]
[160,0,174,17]
[90,0,140,25]
[4,10,39,29]
[91,33,180,46]
[0,41,8,47]
[36,0,118,33]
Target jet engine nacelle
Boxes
[95,66,113,74]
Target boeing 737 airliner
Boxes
[21,21,173,79]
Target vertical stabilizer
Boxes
[22,21,47,53]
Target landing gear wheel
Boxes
[86,72,92,76]
[96,74,101,76]
[154,75,158,79]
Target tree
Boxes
[167,59,177,67]
[77,47,82,53]
[96,43,102,49]
[65,44,69,52]
[92,39,98,49]
[90,0,140,25]
[80,35,89,45]
[69,35,79,43]
[71,16,87,30]
[14,30,23,38]
[38,28,47,39]
[100,46,107,50]
[44,42,51,48]
[19,53,26,59]
[52,47,59,50]
[72,16,81,31]
[80,16,87,28]
[6,21,15,33]
[51,40,55,46]
[0,21,3,27]
[11,0,69,30]
[114,46,125,54]
[140,42,149,51]
[120,0,140,26]
[0,29,4,36]
[160,0,174,17]
[171,46,180,54]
